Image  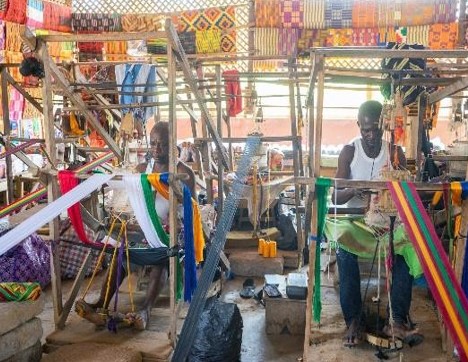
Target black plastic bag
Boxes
[188,298,243,362]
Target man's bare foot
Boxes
[125,310,149,330]
[75,299,106,327]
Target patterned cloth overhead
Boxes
[433,0,457,24]
[278,28,301,56]
[297,29,329,52]
[0,0,7,19]
[377,0,402,27]
[352,28,379,46]
[255,0,281,28]
[196,29,221,53]
[5,21,23,52]
[177,6,236,32]
[121,14,160,32]
[72,12,122,32]
[178,31,196,54]
[377,26,397,44]
[324,0,353,29]
[254,27,280,71]
[326,28,353,46]
[26,0,43,29]
[9,87,24,121]
[4,0,27,24]
[407,25,430,47]
[429,22,458,49]
[281,0,303,29]
[401,0,434,26]
[43,2,71,32]
[303,0,325,29]
[352,0,377,28]
[0,20,5,50]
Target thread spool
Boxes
[269,241,277,258]
[262,240,270,257]
[258,238,266,255]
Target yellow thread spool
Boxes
[258,238,265,255]
[262,241,270,257]
[269,241,277,258]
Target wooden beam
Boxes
[428,77,468,104]
[155,68,200,122]
[165,20,229,169]
[41,43,63,328]
[215,65,224,216]
[313,48,468,59]
[37,31,166,43]
[1,68,14,204]
[46,53,122,159]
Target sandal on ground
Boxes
[240,278,256,299]
[75,299,106,327]
[343,319,362,348]
[383,323,424,347]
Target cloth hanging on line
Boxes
[303,0,325,29]
[222,70,242,117]
[0,173,113,257]
[114,63,156,122]
[388,181,468,361]
[26,0,44,29]
[58,170,93,244]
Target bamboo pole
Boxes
[1,69,14,204]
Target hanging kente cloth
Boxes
[352,0,377,28]
[303,0,325,29]
[429,23,458,49]
[281,0,304,29]
[324,0,352,29]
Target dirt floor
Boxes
[37,256,453,362]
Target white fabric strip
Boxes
[123,174,165,248]
[0,174,113,256]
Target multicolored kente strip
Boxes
[0,187,47,219]
[75,151,114,173]
[0,139,38,160]
[0,282,41,302]
[388,181,468,361]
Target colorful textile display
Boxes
[223,70,242,117]
[4,0,27,24]
[298,28,329,51]
[352,0,377,28]
[303,0,325,29]
[0,282,41,301]
[0,0,7,19]
[196,29,221,53]
[178,31,196,54]
[177,6,236,32]
[377,0,402,27]
[401,0,434,26]
[429,22,458,49]
[0,21,5,50]
[324,0,353,29]
[0,232,50,288]
[254,27,279,71]
[450,181,468,206]
[147,38,167,55]
[72,13,122,32]
[26,0,43,29]
[326,28,353,46]
[255,0,281,28]
[103,41,127,55]
[388,181,468,362]
[281,0,304,29]
[58,170,93,244]
[120,14,160,32]
[278,28,301,56]
[377,26,397,44]
[433,0,457,24]
[5,22,23,52]
[352,27,378,46]
[43,2,71,32]
[406,25,430,47]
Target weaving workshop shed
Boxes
[0,0,468,361]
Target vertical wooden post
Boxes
[1,68,14,204]
[166,21,178,346]
[41,42,63,327]
[416,93,427,181]
[288,59,304,260]
[215,65,224,215]
[304,55,325,359]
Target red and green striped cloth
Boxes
[388,181,468,361]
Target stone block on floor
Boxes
[0,295,44,336]
[0,317,43,361]
[228,249,283,277]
